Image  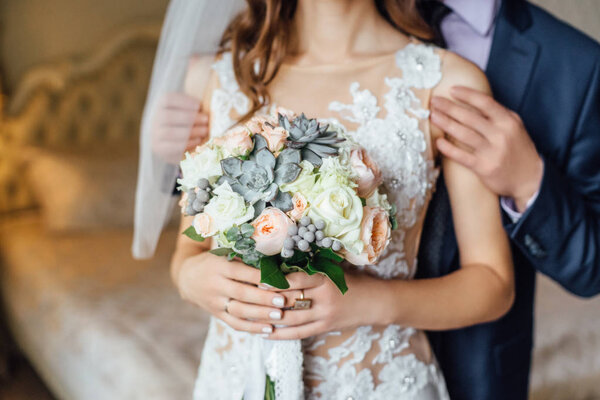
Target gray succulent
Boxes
[218,136,302,216]
[280,113,345,166]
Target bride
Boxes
[151,0,514,398]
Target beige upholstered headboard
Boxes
[0,24,161,213]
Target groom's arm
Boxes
[507,61,600,297]
[430,61,600,298]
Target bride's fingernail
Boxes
[259,283,275,289]
[269,311,282,320]
[272,296,285,307]
[262,326,273,333]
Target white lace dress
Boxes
[193,41,450,400]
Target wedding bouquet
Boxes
[177,108,396,294]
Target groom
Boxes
[417,0,600,398]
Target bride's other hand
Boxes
[151,92,209,164]
[264,272,384,340]
[171,217,292,335]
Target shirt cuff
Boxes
[501,190,540,223]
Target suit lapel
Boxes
[438,1,540,276]
[485,1,540,112]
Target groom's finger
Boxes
[436,138,478,169]
[450,86,510,121]
[430,96,491,136]
[430,108,488,151]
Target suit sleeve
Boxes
[506,59,600,298]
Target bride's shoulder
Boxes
[434,49,491,97]
[183,53,231,108]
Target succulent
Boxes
[218,135,302,216]
[280,113,345,166]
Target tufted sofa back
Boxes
[0,24,160,213]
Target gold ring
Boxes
[224,298,232,314]
[293,289,312,310]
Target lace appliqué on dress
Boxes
[210,52,250,137]
[330,42,441,280]
[194,44,449,400]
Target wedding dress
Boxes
[192,39,450,400]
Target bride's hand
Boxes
[264,272,383,340]
[151,92,209,163]
[176,252,300,334]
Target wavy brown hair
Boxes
[219,0,434,121]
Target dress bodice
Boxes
[195,40,449,400]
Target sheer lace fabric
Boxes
[193,41,450,400]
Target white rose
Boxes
[202,182,255,235]
[366,188,392,212]
[313,157,356,196]
[307,185,363,254]
[177,144,225,191]
[279,160,317,197]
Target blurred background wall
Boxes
[0,0,169,93]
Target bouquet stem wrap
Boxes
[243,338,303,400]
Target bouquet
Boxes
[178,108,396,294]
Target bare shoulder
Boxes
[184,54,219,98]
[184,54,220,109]
[434,49,491,99]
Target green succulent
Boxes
[280,113,345,166]
[218,136,302,216]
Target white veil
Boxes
[132,0,246,259]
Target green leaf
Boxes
[360,197,366,206]
[259,257,290,289]
[265,374,276,400]
[305,260,319,275]
[225,226,241,242]
[209,247,232,257]
[227,251,238,261]
[287,250,309,265]
[313,259,348,294]
[280,262,305,274]
[236,237,255,250]
[317,248,344,263]
[241,251,261,267]
[390,214,398,231]
[183,226,205,242]
[240,223,255,238]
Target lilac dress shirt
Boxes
[441,0,538,221]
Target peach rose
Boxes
[261,124,288,154]
[213,125,253,156]
[287,193,308,221]
[344,206,391,266]
[274,106,297,121]
[251,207,296,255]
[193,213,215,237]
[246,116,269,135]
[350,148,383,198]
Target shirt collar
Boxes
[443,0,501,36]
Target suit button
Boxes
[524,234,547,258]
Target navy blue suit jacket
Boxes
[417,1,600,399]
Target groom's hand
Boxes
[430,86,544,212]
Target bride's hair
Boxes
[220,0,434,121]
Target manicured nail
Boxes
[272,296,285,307]
[259,283,275,290]
[269,311,282,320]
[262,326,273,333]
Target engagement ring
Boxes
[292,289,312,310]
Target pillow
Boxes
[25,148,139,232]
